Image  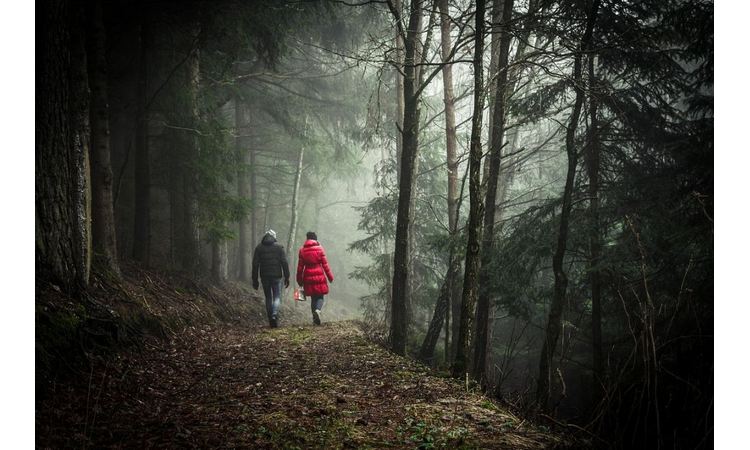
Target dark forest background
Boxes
[28,0,722,448]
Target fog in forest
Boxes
[35,0,714,448]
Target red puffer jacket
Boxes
[296,240,334,296]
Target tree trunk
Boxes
[168,130,183,269]
[182,33,201,274]
[133,20,151,265]
[419,0,460,365]
[36,0,91,293]
[586,54,604,383]
[483,0,503,185]
[536,0,600,410]
[419,253,460,364]
[472,0,515,387]
[406,7,435,346]
[379,146,393,331]
[250,114,258,254]
[86,0,120,276]
[236,96,250,281]
[287,123,305,265]
[211,240,228,283]
[445,293,451,363]
[394,0,405,183]
[452,0,487,378]
[451,261,462,361]
[391,0,405,333]
[390,0,424,356]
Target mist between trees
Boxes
[36,0,713,448]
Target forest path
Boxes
[39,321,565,449]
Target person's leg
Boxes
[270,278,283,324]
[311,295,324,325]
[310,295,317,324]
[261,279,274,325]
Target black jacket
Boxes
[252,234,290,283]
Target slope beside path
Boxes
[37,319,570,449]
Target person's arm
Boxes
[320,247,334,283]
[251,247,260,289]
[296,249,304,286]
[280,246,290,287]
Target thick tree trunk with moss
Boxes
[36,0,91,293]
[472,0,515,387]
[537,0,600,410]
[86,0,120,276]
[452,0,487,378]
[390,0,424,356]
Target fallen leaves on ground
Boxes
[37,321,568,449]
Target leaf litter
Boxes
[38,319,572,448]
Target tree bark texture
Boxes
[484,0,503,184]
[472,0,515,387]
[453,0,487,378]
[181,35,201,274]
[211,240,228,283]
[168,131,183,269]
[36,0,92,293]
[86,0,120,276]
[536,0,600,410]
[390,0,424,356]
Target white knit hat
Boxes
[266,229,277,239]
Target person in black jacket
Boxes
[252,229,290,328]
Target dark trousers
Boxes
[310,295,324,313]
[261,278,283,320]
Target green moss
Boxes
[288,327,312,345]
[479,400,499,412]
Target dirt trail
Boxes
[37,321,567,449]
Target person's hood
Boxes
[303,239,319,247]
[262,233,277,245]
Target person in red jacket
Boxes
[296,231,334,325]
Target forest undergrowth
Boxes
[35,266,576,449]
